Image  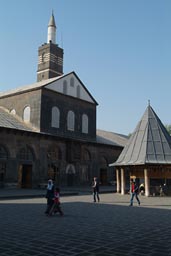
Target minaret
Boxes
[37,12,64,82]
[47,12,56,44]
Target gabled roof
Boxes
[0,72,98,105]
[96,129,128,147]
[110,104,171,166]
[0,107,36,132]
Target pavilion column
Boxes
[116,168,120,193]
[144,168,150,196]
[121,168,125,195]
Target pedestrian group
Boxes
[44,177,145,217]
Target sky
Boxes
[0,0,171,135]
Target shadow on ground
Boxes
[0,199,171,256]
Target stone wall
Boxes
[0,128,122,188]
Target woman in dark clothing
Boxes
[45,179,54,215]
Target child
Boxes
[49,187,64,216]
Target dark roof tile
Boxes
[110,105,171,166]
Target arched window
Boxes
[10,109,16,115]
[77,85,80,98]
[82,149,91,161]
[18,146,34,161]
[100,156,108,168]
[67,110,75,131]
[51,106,60,128]
[0,145,8,183]
[82,114,88,134]
[47,146,62,161]
[63,80,67,94]
[0,145,8,159]
[70,77,74,87]
[23,106,30,122]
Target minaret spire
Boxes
[47,11,56,44]
[37,12,64,82]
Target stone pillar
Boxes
[144,168,150,196]
[121,168,125,195]
[116,168,120,193]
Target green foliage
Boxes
[165,124,171,135]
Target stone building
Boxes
[110,103,171,196]
[0,13,128,188]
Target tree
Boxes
[165,124,171,135]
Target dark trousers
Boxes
[45,198,54,214]
[93,190,100,202]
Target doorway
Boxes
[18,164,32,188]
[100,168,108,185]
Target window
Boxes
[42,52,45,62]
[63,80,67,94]
[23,106,30,122]
[0,146,8,159]
[82,114,88,134]
[10,109,16,115]
[51,107,60,128]
[47,146,62,160]
[77,85,80,98]
[18,147,34,161]
[83,149,91,161]
[67,110,75,131]
[70,77,74,87]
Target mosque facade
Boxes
[0,13,127,188]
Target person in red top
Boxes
[49,187,64,216]
[129,180,140,206]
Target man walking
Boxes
[92,177,100,202]
[129,180,140,206]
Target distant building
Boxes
[0,13,128,188]
[110,103,171,196]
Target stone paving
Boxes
[1,193,171,256]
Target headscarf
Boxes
[47,179,53,190]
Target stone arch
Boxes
[67,110,75,131]
[70,77,74,87]
[47,145,62,161]
[77,85,80,98]
[99,156,108,185]
[17,145,35,188]
[66,164,76,174]
[17,145,35,161]
[0,145,9,187]
[63,80,67,94]
[66,164,76,187]
[81,148,91,184]
[10,109,16,115]
[51,106,60,128]
[82,114,88,134]
[47,145,62,182]
[82,148,91,161]
[23,105,31,123]
[0,144,9,159]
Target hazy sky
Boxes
[0,0,171,135]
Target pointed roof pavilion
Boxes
[111,104,171,166]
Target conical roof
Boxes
[112,104,171,166]
[48,13,56,28]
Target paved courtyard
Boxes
[0,193,171,256]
